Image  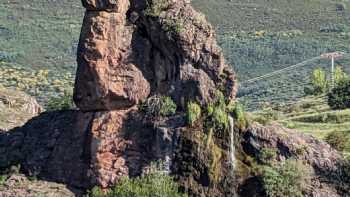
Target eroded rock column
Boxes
[74,0,150,111]
[74,0,151,188]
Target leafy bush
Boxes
[229,102,249,130]
[204,91,230,129]
[334,66,347,85]
[328,77,350,109]
[311,68,328,95]
[89,164,187,197]
[325,130,350,152]
[252,108,280,126]
[186,101,201,126]
[259,148,277,164]
[142,96,177,117]
[46,89,74,111]
[144,0,170,17]
[262,160,311,197]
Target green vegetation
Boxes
[311,68,328,95]
[252,95,350,157]
[46,89,75,111]
[142,96,177,117]
[1,0,350,109]
[261,159,311,197]
[259,148,277,165]
[186,101,201,126]
[205,92,230,129]
[328,77,350,109]
[89,163,187,197]
[229,102,249,130]
[145,0,170,17]
[162,19,184,34]
[0,62,74,106]
[191,0,350,108]
[334,66,347,85]
[0,0,82,71]
[325,130,350,152]
[251,107,280,126]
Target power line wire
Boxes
[239,52,350,85]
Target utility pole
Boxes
[320,52,345,89]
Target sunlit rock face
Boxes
[74,0,237,111]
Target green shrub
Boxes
[334,66,347,85]
[163,19,184,34]
[328,77,350,110]
[311,68,328,95]
[142,96,177,117]
[259,148,277,164]
[89,164,187,197]
[229,102,249,130]
[252,108,280,125]
[325,130,350,152]
[186,101,201,126]
[212,106,229,129]
[46,89,74,111]
[262,159,311,197]
[204,91,230,129]
[144,0,170,17]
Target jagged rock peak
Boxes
[74,0,237,111]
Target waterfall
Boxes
[228,115,236,170]
[155,126,176,174]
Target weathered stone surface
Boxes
[0,111,94,188]
[89,108,137,187]
[74,0,237,111]
[240,123,350,197]
[0,174,80,197]
[74,10,150,111]
[82,0,130,12]
[0,86,42,131]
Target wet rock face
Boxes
[74,0,237,111]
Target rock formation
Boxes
[0,0,349,197]
[0,86,42,131]
[2,0,238,196]
[74,0,237,111]
[240,123,350,197]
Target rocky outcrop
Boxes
[0,174,79,197]
[0,86,42,131]
[70,0,237,194]
[74,0,237,111]
[0,109,236,196]
[239,123,350,197]
[1,0,349,197]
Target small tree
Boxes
[328,77,350,109]
[311,68,328,95]
[334,65,347,85]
